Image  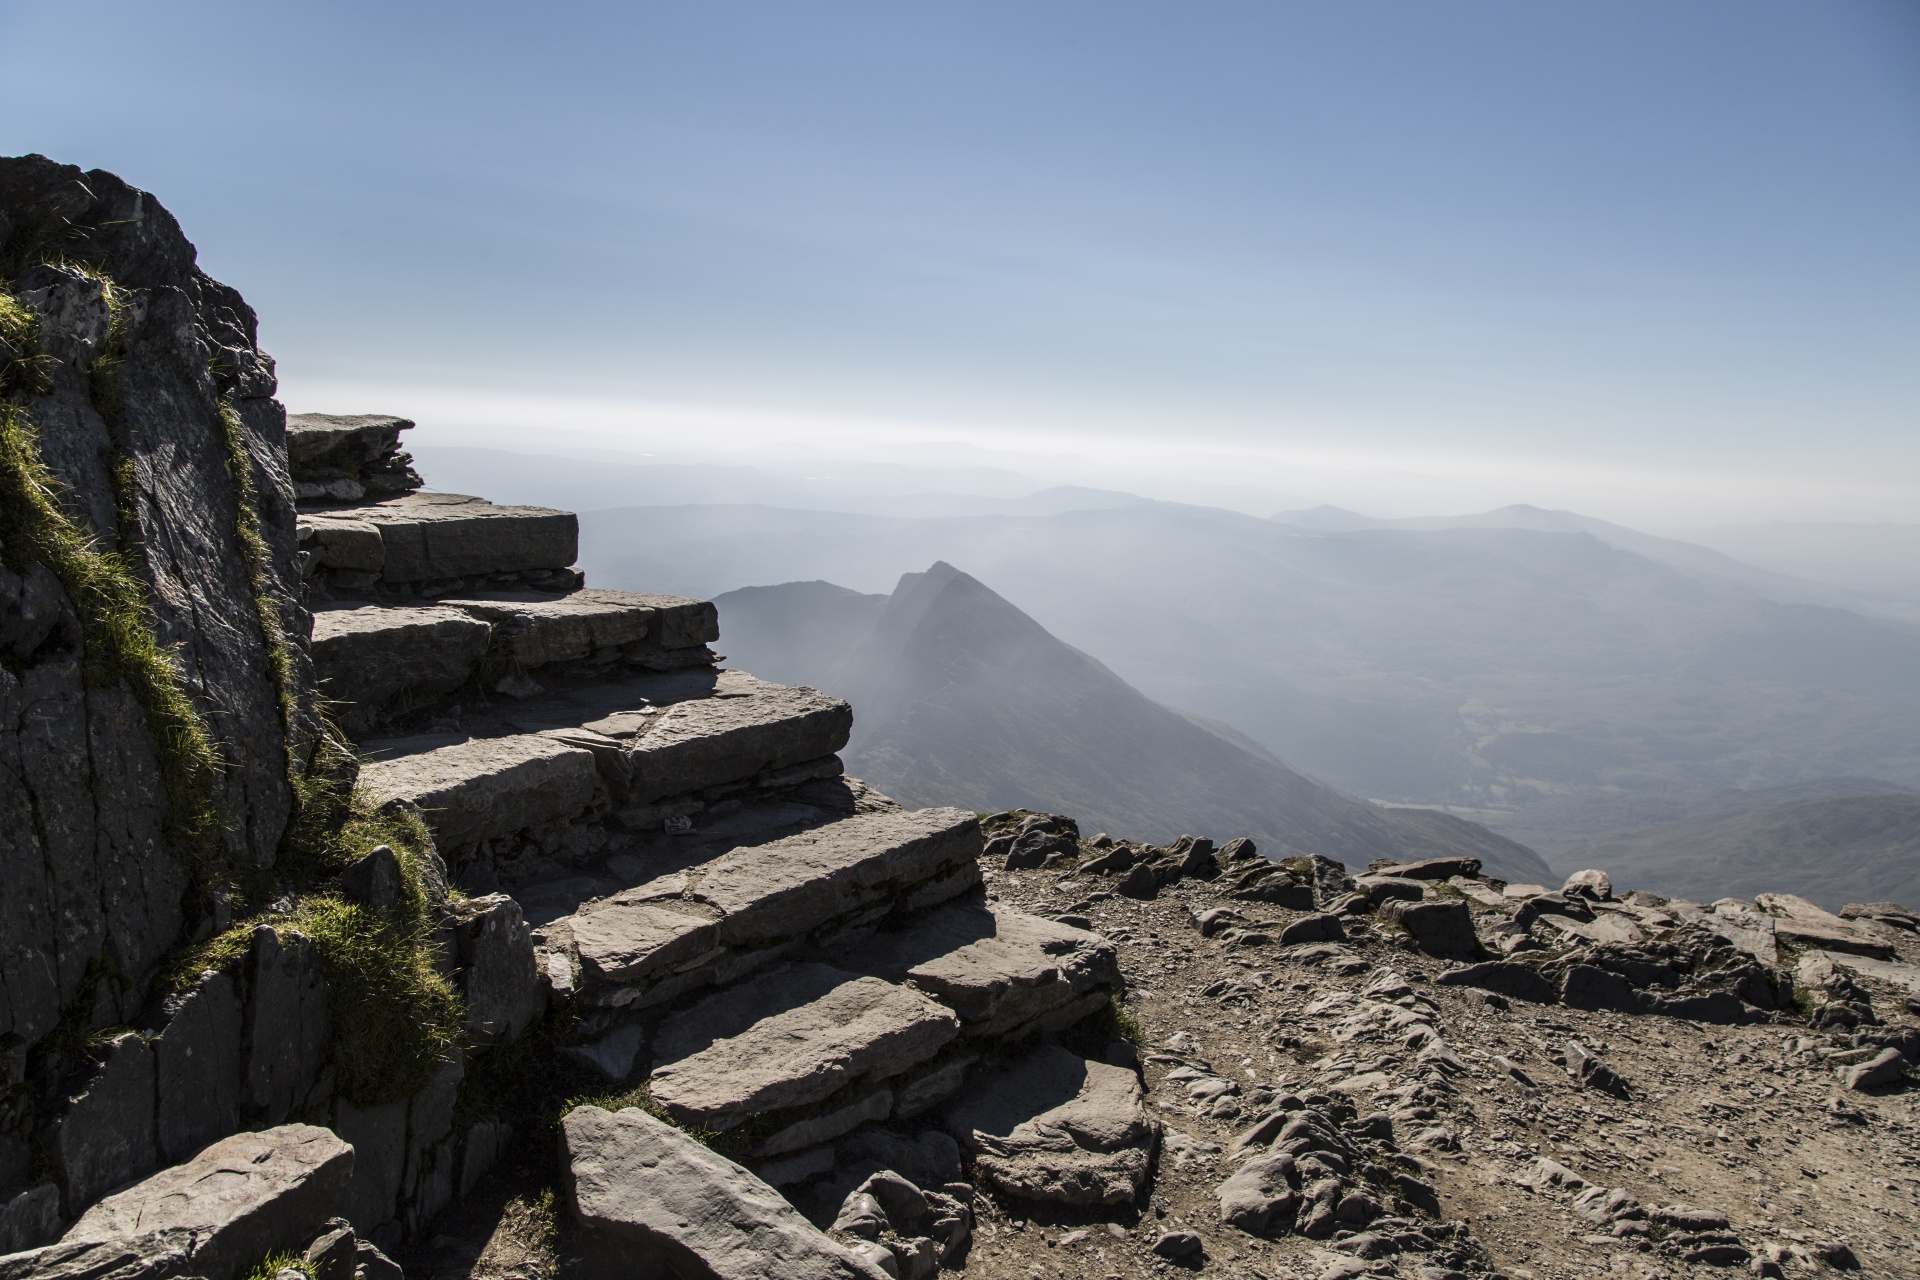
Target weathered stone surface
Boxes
[1278,914,1346,947]
[304,493,576,583]
[332,1098,406,1234]
[1353,875,1426,905]
[1436,961,1555,1004]
[52,1033,155,1217]
[61,1125,353,1280]
[943,1046,1158,1207]
[561,1105,891,1280]
[1563,869,1613,900]
[445,590,677,667]
[625,684,852,805]
[153,971,242,1164]
[310,606,489,729]
[1378,897,1479,957]
[1375,857,1480,881]
[648,964,959,1128]
[446,894,545,1046]
[1754,893,1897,960]
[1838,1048,1905,1091]
[285,414,420,497]
[838,902,1120,1039]
[359,735,599,851]
[1218,1150,1299,1234]
[0,159,320,1062]
[0,1184,62,1255]
[243,926,331,1125]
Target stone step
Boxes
[310,589,720,731]
[355,670,853,856]
[286,412,421,502]
[828,901,1121,1042]
[298,491,578,596]
[645,962,961,1146]
[542,807,982,1012]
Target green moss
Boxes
[0,404,225,878]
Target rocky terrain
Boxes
[1,157,1915,1280]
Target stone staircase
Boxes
[288,416,1127,1215]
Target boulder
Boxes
[0,1184,61,1255]
[1837,1048,1905,1091]
[1352,876,1426,905]
[1278,914,1346,947]
[1562,869,1612,900]
[1435,961,1555,1004]
[60,1126,353,1280]
[942,1046,1158,1207]
[560,1105,891,1280]
[1377,898,1479,958]
[1373,857,1480,881]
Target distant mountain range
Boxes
[717,564,1553,882]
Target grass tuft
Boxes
[240,1251,313,1280]
[0,289,54,397]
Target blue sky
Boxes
[3,1,1916,520]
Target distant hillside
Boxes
[716,565,1552,881]
[1555,792,1920,909]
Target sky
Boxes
[3,0,1917,523]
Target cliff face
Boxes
[0,155,322,1061]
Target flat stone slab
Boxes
[359,734,599,850]
[556,808,983,1008]
[310,604,491,726]
[838,902,1120,1038]
[647,963,959,1127]
[625,683,852,805]
[299,492,576,582]
[59,1125,353,1280]
[943,1045,1158,1208]
[1755,893,1897,959]
[562,1105,890,1280]
[442,589,683,667]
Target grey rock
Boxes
[446,894,545,1046]
[332,1097,406,1233]
[1116,863,1159,900]
[1353,875,1427,905]
[459,1120,510,1198]
[338,845,402,915]
[285,414,420,493]
[1560,965,1648,1014]
[309,606,490,732]
[353,1239,403,1280]
[1151,1230,1203,1260]
[1562,869,1612,900]
[359,735,600,854]
[243,926,331,1124]
[153,971,243,1164]
[1563,1041,1628,1096]
[560,1026,647,1082]
[837,902,1120,1039]
[1217,1151,1299,1234]
[625,683,851,806]
[0,1184,62,1255]
[442,589,661,668]
[1838,1047,1904,1091]
[301,1222,357,1280]
[648,963,959,1129]
[834,1131,962,1192]
[1378,897,1479,957]
[1373,857,1480,881]
[61,1125,353,1280]
[1435,961,1555,1004]
[52,1032,155,1217]
[942,1046,1157,1207]
[1278,914,1346,946]
[307,492,576,584]
[832,1191,888,1240]
[561,1105,891,1280]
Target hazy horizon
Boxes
[5,1,1917,525]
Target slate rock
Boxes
[1562,869,1613,901]
[1116,863,1159,900]
[52,1032,155,1217]
[0,1184,61,1255]
[1151,1230,1203,1260]
[560,1104,891,1280]
[648,964,960,1129]
[942,1046,1157,1207]
[1837,1047,1904,1091]
[446,894,545,1047]
[302,1222,357,1280]
[153,971,243,1164]
[1377,898,1479,958]
[1374,857,1480,881]
[1435,961,1555,1004]
[243,926,331,1125]
[1279,914,1346,947]
[338,846,402,915]
[1217,1151,1299,1235]
[61,1125,353,1280]
[1563,1041,1628,1096]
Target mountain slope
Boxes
[1556,792,1920,909]
[717,564,1552,880]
